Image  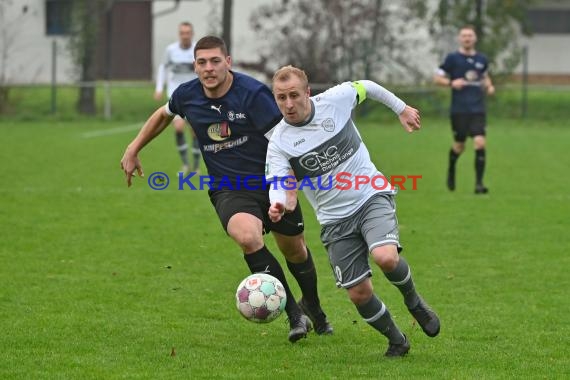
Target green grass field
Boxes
[1,115,568,379]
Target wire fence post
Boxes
[522,45,528,119]
[51,39,57,114]
[104,81,112,120]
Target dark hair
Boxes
[194,36,229,57]
[179,21,193,28]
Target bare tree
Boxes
[67,0,106,115]
[248,0,426,84]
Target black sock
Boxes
[383,256,420,308]
[175,131,189,166]
[449,148,460,174]
[356,294,405,344]
[244,246,301,317]
[475,148,486,185]
[286,248,321,312]
[191,138,201,171]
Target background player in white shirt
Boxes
[154,22,200,174]
[266,66,440,357]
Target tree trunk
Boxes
[222,0,233,54]
[76,0,99,115]
[475,0,484,46]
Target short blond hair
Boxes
[272,65,309,89]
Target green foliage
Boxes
[1,117,568,378]
[412,0,534,79]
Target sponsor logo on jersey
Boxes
[203,136,249,153]
[210,104,222,114]
[465,70,479,81]
[207,122,231,141]
[299,146,342,171]
[293,138,305,147]
[289,120,361,178]
[321,118,335,132]
[227,110,246,121]
[385,233,399,240]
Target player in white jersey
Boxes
[154,22,200,174]
[266,66,440,357]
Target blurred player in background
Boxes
[121,36,332,343]
[154,21,201,174]
[267,66,440,357]
[434,25,495,194]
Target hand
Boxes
[398,105,421,133]
[153,91,163,101]
[120,147,144,187]
[486,84,495,96]
[268,202,285,223]
[451,78,466,90]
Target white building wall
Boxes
[1,0,74,84]
[152,0,276,81]
[518,35,570,75]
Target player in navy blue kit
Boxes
[120,36,332,342]
[434,25,495,194]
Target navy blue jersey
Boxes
[167,71,282,188]
[439,51,489,114]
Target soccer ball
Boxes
[235,273,287,323]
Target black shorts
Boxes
[208,189,305,236]
[450,113,486,142]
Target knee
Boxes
[230,229,262,253]
[347,281,373,306]
[371,247,399,272]
[453,143,465,154]
[474,136,486,150]
[174,120,185,132]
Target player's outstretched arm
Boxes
[353,80,420,132]
[120,107,174,187]
[398,105,421,133]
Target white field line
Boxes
[82,123,143,138]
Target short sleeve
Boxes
[439,54,453,75]
[247,86,283,134]
[166,86,184,118]
[265,138,291,180]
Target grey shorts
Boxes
[320,193,402,289]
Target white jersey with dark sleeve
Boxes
[266,81,405,225]
[156,42,197,97]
